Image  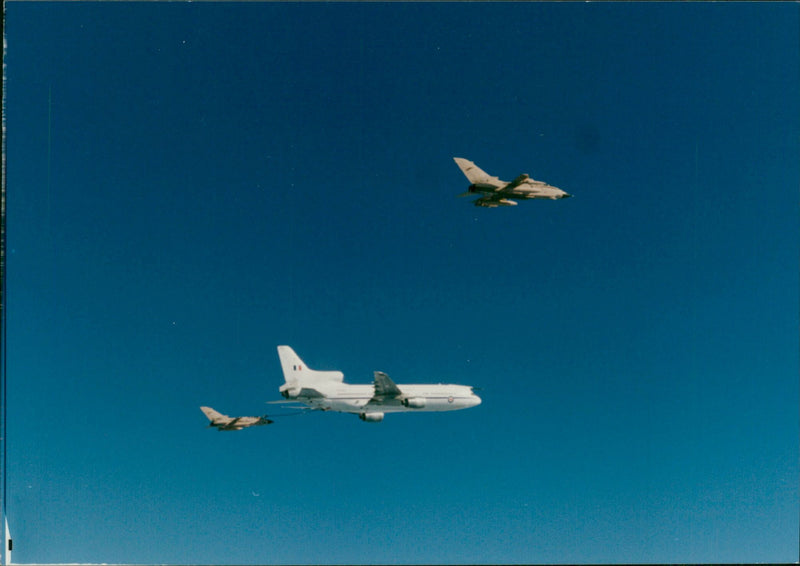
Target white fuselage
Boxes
[294,383,480,414]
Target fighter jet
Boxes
[273,346,481,422]
[200,406,273,430]
[454,157,571,207]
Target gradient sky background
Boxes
[5,3,799,564]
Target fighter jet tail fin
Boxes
[200,406,226,422]
[453,157,500,186]
[277,346,344,387]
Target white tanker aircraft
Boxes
[274,346,481,422]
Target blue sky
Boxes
[5,2,798,564]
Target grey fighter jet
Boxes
[200,406,273,430]
[454,157,571,207]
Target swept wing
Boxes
[224,417,242,429]
[365,371,404,409]
[373,371,402,398]
[503,174,530,191]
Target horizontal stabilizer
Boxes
[278,346,344,385]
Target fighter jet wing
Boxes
[372,371,402,399]
[501,174,530,191]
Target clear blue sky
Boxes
[6,3,798,564]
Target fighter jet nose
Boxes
[562,193,572,198]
